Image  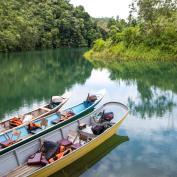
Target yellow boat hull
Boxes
[30,115,127,177]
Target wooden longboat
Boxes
[0,90,105,155]
[0,92,71,133]
[1,101,129,177]
[51,134,129,177]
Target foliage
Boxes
[0,0,102,52]
[85,0,177,61]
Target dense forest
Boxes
[0,0,104,52]
[85,0,177,61]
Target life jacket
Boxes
[48,145,65,163]
[65,111,75,118]
[9,117,23,127]
[48,152,64,163]
[28,122,41,131]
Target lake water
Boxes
[0,49,177,177]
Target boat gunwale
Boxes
[0,92,71,126]
[27,101,129,177]
[0,91,105,154]
[0,96,69,135]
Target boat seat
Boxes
[51,112,73,124]
[67,130,79,143]
[0,129,22,148]
[41,107,51,112]
[51,114,62,124]
[78,130,96,142]
[0,139,14,148]
[41,155,49,166]
[81,125,93,134]
[58,139,72,148]
[71,143,82,150]
[51,118,61,124]
[30,128,42,135]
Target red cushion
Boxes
[27,152,42,166]
[0,139,14,148]
[58,139,72,147]
[71,143,82,150]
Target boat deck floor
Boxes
[6,164,40,177]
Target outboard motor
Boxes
[91,125,106,135]
[49,96,63,109]
[100,110,114,122]
[87,94,97,102]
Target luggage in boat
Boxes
[91,125,106,135]
[43,141,59,160]
[27,152,42,166]
[48,96,63,109]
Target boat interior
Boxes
[0,102,61,132]
[0,99,98,151]
[0,102,128,177]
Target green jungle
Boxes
[85,0,177,61]
[0,0,103,51]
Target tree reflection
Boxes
[0,48,92,119]
[91,60,177,118]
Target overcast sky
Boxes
[70,0,132,19]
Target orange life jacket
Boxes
[48,145,65,163]
[48,152,64,163]
[28,122,41,130]
[9,117,23,127]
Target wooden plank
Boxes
[6,164,40,177]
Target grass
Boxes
[84,43,177,62]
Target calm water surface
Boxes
[0,49,177,177]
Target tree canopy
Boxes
[0,0,102,52]
[85,0,177,61]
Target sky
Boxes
[70,0,132,19]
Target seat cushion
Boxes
[51,118,60,124]
[71,143,82,150]
[58,139,72,147]
[0,139,14,148]
[27,152,42,166]
[40,155,49,166]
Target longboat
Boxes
[53,134,129,177]
[0,89,105,155]
[0,101,129,177]
[0,92,71,133]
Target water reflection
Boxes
[128,89,176,119]
[51,135,129,177]
[91,61,177,118]
[0,48,92,120]
[1,49,177,177]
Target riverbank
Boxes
[84,40,177,62]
